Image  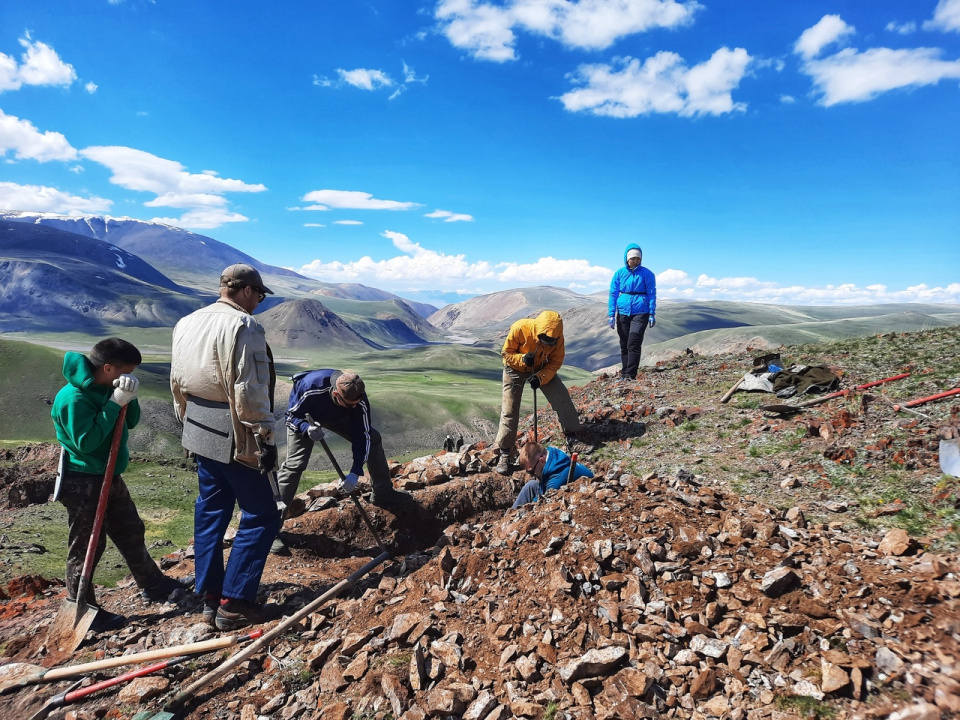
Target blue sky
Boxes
[1,0,958,308]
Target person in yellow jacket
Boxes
[494,310,583,474]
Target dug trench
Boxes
[0,331,959,720]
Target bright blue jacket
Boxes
[541,446,593,493]
[608,243,657,320]
[285,369,375,477]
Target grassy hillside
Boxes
[0,339,66,442]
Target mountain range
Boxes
[2,212,959,370]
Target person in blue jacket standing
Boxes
[511,441,593,508]
[608,243,657,380]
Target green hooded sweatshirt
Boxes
[51,352,140,475]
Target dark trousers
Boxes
[512,480,544,509]
[276,423,393,509]
[616,313,650,379]
[194,455,281,603]
[59,469,164,603]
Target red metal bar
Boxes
[854,372,911,390]
[899,388,960,409]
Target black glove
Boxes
[522,352,535,366]
[258,443,278,473]
[529,375,541,390]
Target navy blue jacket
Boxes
[608,243,657,320]
[285,369,374,477]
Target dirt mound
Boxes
[0,442,57,508]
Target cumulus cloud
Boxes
[795,15,960,105]
[0,180,111,214]
[657,268,692,286]
[425,208,474,222]
[885,21,917,35]
[0,34,77,92]
[924,0,960,33]
[297,230,611,293]
[656,274,960,305]
[314,68,394,90]
[85,81,98,93]
[435,0,701,62]
[559,47,752,118]
[793,15,854,60]
[0,109,78,162]
[301,189,421,211]
[79,145,266,229]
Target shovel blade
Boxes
[47,599,100,654]
[132,712,176,720]
[941,438,960,478]
[760,404,803,415]
[0,662,47,694]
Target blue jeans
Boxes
[194,455,281,603]
[512,480,543,509]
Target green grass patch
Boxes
[774,694,836,720]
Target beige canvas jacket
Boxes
[171,298,275,468]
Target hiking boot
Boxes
[371,488,411,509]
[214,598,280,632]
[565,434,592,456]
[270,535,291,556]
[141,574,190,603]
[202,593,220,627]
[495,452,512,475]
[90,608,127,633]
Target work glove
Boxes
[307,424,325,442]
[521,352,535,366]
[338,472,359,494]
[648,317,656,328]
[258,443,278,473]
[529,375,541,390]
[110,374,139,407]
[608,317,615,329]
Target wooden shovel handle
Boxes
[42,633,252,682]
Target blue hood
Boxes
[623,243,642,267]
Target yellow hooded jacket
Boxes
[501,310,565,385]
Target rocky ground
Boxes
[0,327,958,720]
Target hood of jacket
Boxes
[623,243,643,268]
[533,310,563,341]
[62,351,97,391]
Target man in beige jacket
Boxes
[170,263,281,632]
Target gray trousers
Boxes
[494,367,582,453]
[277,423,393,507]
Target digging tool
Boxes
[46,406,127,654]
[27,630,263,720]
[531,379,538,442]
[893,387,960,412]
[565,452,579,485]
[305,414,391,556]
[153,550,392,718]
[760,373,912,415]
[254,434,286,513]
[720,378,742,404]
[0,631,263,694]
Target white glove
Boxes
[338,473,359,494]
[307,425,325,441]
[110,374,139,407]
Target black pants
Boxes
[58,469,164,603]
[616,313,650,380]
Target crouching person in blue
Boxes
[272,369,407,555]
[512,441,593,509]
[170,264,282,632]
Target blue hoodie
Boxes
[608,243,657,320]
[541,446,593,493]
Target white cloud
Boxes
[85,81,98,93]
[795,15,960,106]
[559,47,752,118]
[924,0,960,33]
[301,189,421,211]
[334,220,364,225]
[0,180,111,214]
[780,94,796,103]
[78,145,265,229]
[425,208,474,222]
[403,61,429,84]
[304,222,325,227]
[802,47,960,106]
[794,15,854,60]
[885,20,917,35]
[657,268,691,285]
[0,109,77,162]
[0,35,77,92]
[339,68,395,90]
[297,230,611,292]
[435,0,701,62]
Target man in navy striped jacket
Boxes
[273,369,402,554]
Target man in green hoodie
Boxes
[52,338,186,631]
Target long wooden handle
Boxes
[720,378,742,404]
[42,633,250,682]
